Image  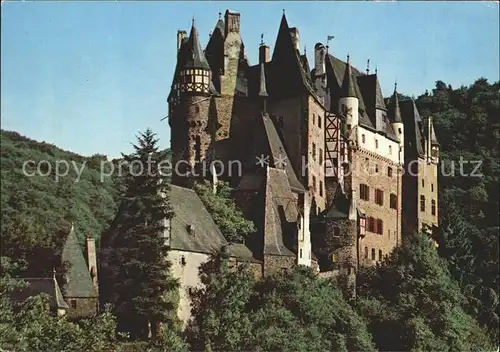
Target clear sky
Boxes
[1,1,499,158]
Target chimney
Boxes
[177,30,187,52]
[289,27,300,51]
[314,43,326,76]
[86,235,98,292]
[259,44,270,64]
[224,10,241,34]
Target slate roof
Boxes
[263,168,298,257]
[180,22,210,70]
[326,55,399,141]
[400,99,425,157]
[168,184,227,253]
[326,185,349,219]
[261,113,306,193]
[61,225,96,298]
[387,87,403,123]
[341,60,357,98]
[423,117,440,146]
[11,277,69,309]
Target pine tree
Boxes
[101,129,178,340]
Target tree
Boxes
[194,180,256,243]
[357,233,494,351]
[100,129,179,340]
[187,248,256,351]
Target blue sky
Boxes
[1,1,498,158]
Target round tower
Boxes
[389,82,404,147]
[168,19,216,187]
[339,55,359,131]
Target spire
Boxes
[259,62,269,98]
[341,55,356,98]
[389,80,402,123]
[218,11,222,20]
[182,20,210,70]
[304,44,306,55]
[260,33,264,46]
[366,59,370,75]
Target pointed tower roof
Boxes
[341,56,357,98]
[424,117,440,146]
[259,62,269,97]
[61,223,96,298]
[374,72,387,110]
[181,19,210,70]
[388,82,403,123]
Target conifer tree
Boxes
[101,129,178,340]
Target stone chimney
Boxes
[314,43,326,76]
[86,235,98,293]
[289,27,300,51]
[177,30,187,52]
[259,44,270,64]
[224,10,240,34]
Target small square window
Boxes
[375,140,379,149]
[70,299,77,309]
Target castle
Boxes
[167,8,439,286]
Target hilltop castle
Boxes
[165,9,439,310]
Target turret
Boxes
[389,82,404,147]
[168,18,216,187]
[339,55,359,131]
[258,62,268,113]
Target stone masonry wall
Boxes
[263,255,296,276]
[351,148,403,267]
[65,297,98,319]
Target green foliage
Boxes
[99,129,180,340]
[194,180,256,243]
[188,252,375,351]
[357,233,494,351]
[0,257,118,352]
[0,130,120,276]
[415,79,499,339]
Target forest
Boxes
[0,78,498,350]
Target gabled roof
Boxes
[261,114,305,193]
[61,225,96,298]
[168,184,227,253]
[11,277,69,310]
[263,167,298,257]
[400,99,425,157]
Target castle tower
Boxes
[339,56,359,132]
[389,82,404,147]
[168,19,216,187]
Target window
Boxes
[431,200,436,216]
[70,299,77,309]
[377,219,383,235]
[389,145,392,155]
[312,114,316,125]
[368,217,375,232]
[333,227,340,237]
[379,250,383,261]
[318,115,322,129]
[319,148,323,165]
[375,139,379,149]
[398,128,402,134]
[388,167,393,177]
[390,193,397,209]
[319,181,323,197]
[362,134,366,143]
[195,106,200,113]
[360,184,370,201]
[371,248,376,261]
[312,175,317,192]
[420,195,426,212]
[331,253,338,263]
[364,247,368,259]
[431,183,434,192]
[422,179,425,188]
[300,249,303,258]
[359,218,366,236]
[375,164,379,173]
[312,143,316,161]
[181,256,187,266]
[375,189,384,206]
